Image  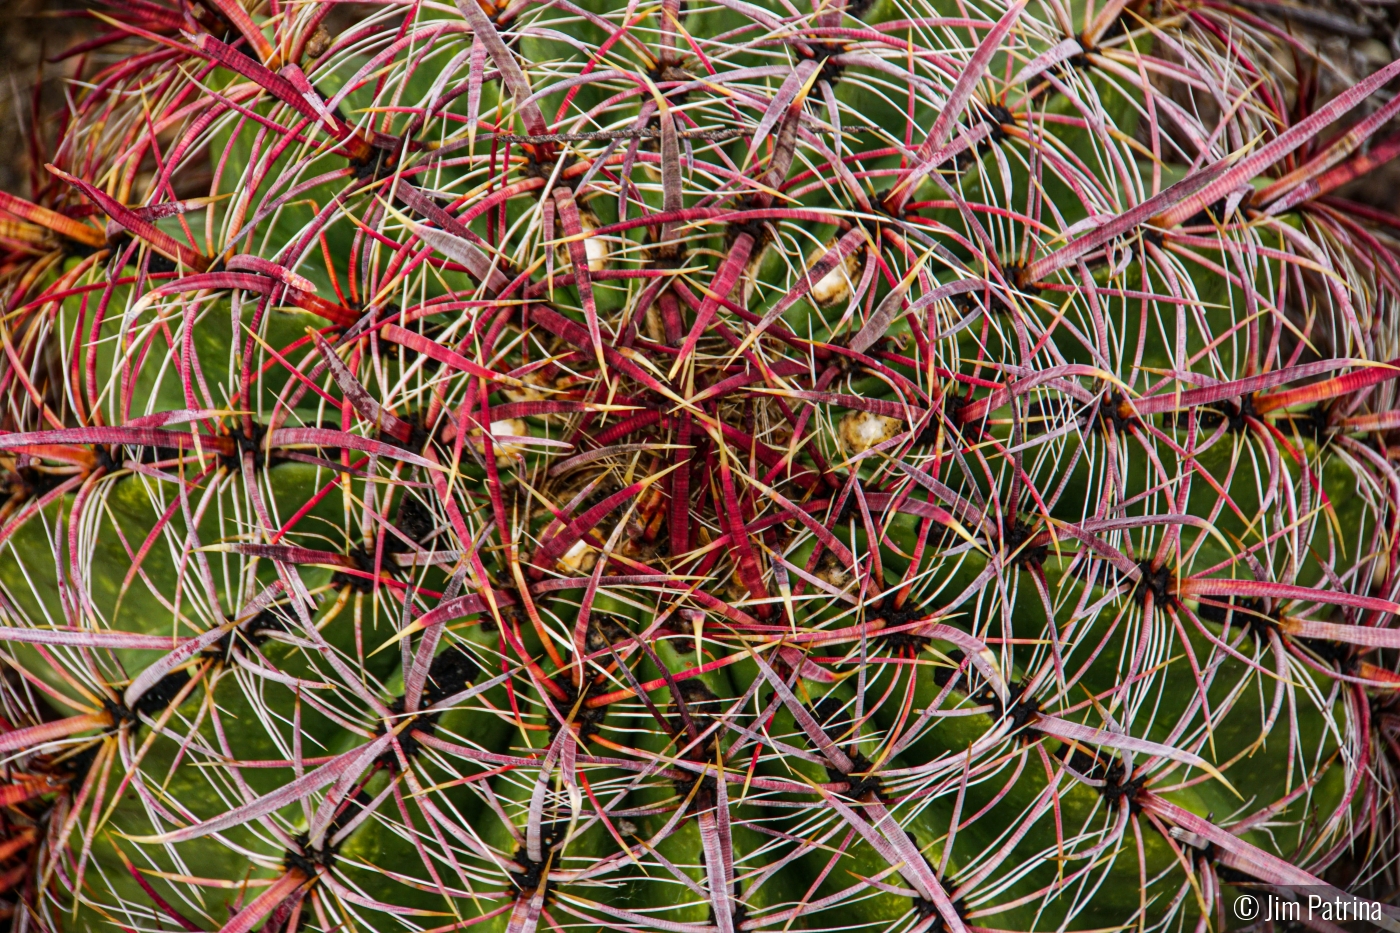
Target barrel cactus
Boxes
[1,0,1400,930]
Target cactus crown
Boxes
[1,0,1400,930]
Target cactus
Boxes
[1,0,1400,930]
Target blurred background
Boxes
[0,0,380,199]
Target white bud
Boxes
[840,410,902,455]
[556,208,610,274]
[471,418,529,465]
[807,240,863,307]
[558,538,599,575]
